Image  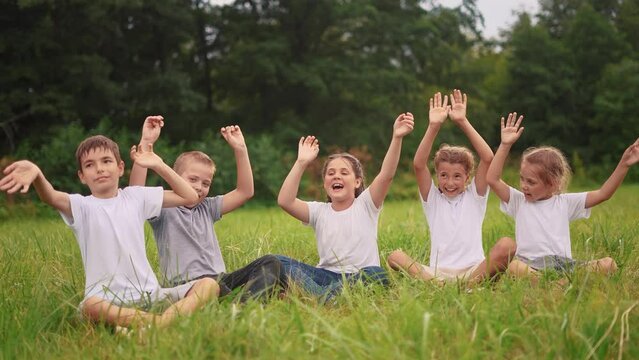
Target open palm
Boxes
[429,92,449,125]
[500,112,524,145]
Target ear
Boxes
[355,177,363,189]
[77,169,87,184]
[117,160,125,177]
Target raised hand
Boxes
[140,115,164,145]
[429,92,449,125]
[297,136,319,164]
[449,89,467,123]
[621,138,639,167]
[500,112,524,145]
[221,125,246,151]
[394,112,415,138]
[0,160,40,194]
[130,143,163,169]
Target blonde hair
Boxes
[322,153,365,201]
[433,144,475,176]
[75,135,121,170]
[173,151,216,175]
[522,146,571,194]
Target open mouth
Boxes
[331,183,344,190]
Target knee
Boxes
[387,249,407,269]
[495,237,517,259]
[598,257,617,274]
[197,277,220,297]
[80,296,107,322]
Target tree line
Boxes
[1,0,638,199]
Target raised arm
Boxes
[414,92,448,200]
[369,112,415,208]
[220,125,254,214]
[486,113,524,203]
[277,136,319,223]
[130,143,198,207]
[585,138,639,208]
[0,161,71,218]
[448,89,494,196]
[129,115,164,186]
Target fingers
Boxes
[0,175,14,190]
[130,145,139,160]
[145,115,164,127]
[3,162,17,175]
[500,116,505,130]
[514,114,524,129]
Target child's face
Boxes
[436,161,469,198]
[180,160,214,203]
[323,158,362,203]
[77,147,124,198]
[519,162,554,202]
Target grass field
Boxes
[1,184,638,359]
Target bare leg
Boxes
[585,257,617,275]
[82,278,219,329]
[468,237,517,284]
[387,250,433,281]
[156,277,219,328]
[507,259,540,285]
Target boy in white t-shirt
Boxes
[0,133,219,330]
[487,112,639,281]
[388,90,516,284]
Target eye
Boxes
[202,182,211,187]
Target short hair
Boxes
[322,153,365,201]
[75,135,121,170]
[522,146,571,194]
[173,151,216,175]
[433,144,475,176]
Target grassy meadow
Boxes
[1,184,638,359]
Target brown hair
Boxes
[433,144,475,176]
[522,146,571,194]
[75,135,122,170]
[173,151,216,175]
[322,153,365,202]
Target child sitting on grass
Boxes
[276,112,414,303]
[388,90,515,284]
[486,112,639,281]
[0,132,218,330]
[129,116,282,302]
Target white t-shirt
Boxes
[500,187,591,259]
[60,186,164,303]
[306,188,381,273]
[422,178,487,269]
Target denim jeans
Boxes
[275,255,388,303]
[190,255,283,302]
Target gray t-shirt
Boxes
[149,196,224,285]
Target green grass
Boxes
[1,185,639,359]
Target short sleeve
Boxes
[563,192,591,221]
[469,177,489,201]
[423,180,439,204]
[140,186,163,219]
[202,196,224,223]
[500,186,523,217]
[306,201,322,227]
[60,194,84,229]
[357,188,380,216]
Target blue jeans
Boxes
[275,255,389,303]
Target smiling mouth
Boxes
[331,183,344,190]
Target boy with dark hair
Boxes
[0,132,219,329]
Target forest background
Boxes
[2,0,639,208]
